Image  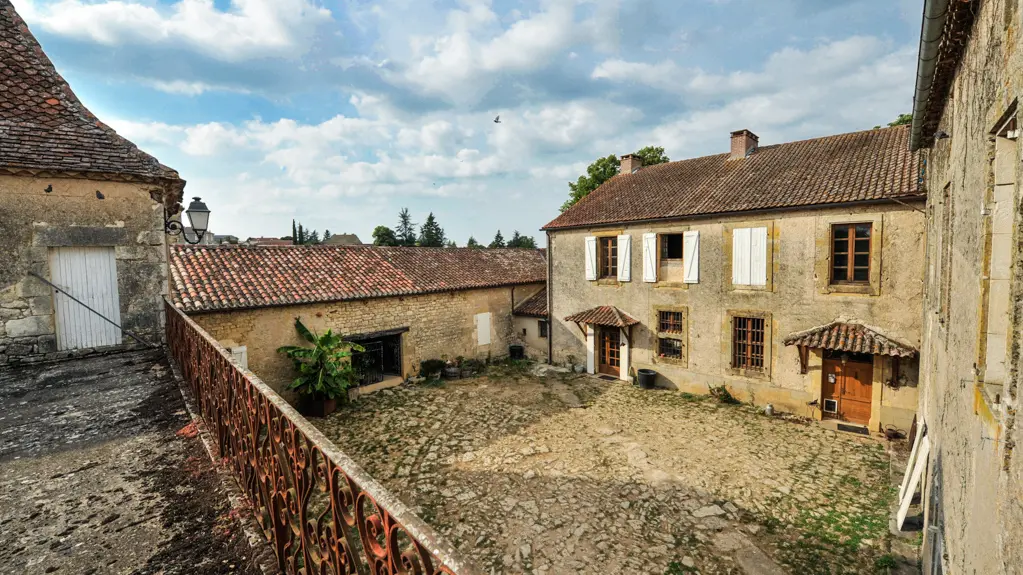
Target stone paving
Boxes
[0,350,262,575]
[318,364,897,575]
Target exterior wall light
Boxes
[166,197,212,244]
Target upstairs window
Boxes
[831,223,871,284]
[660,234,684,260]
[732,227,768,286]
[599,237,617,279]
[658,310,684,333]
[732,316,765,371]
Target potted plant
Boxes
[277,318,364,417]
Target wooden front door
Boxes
[598,327,621,376]
[822,358,873,425]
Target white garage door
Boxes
[49,247,122,350]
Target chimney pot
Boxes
[730,129,759,160]
[620,153,643,174]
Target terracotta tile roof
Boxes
[170,245,547,313]
[0,1,181,187]
[564,306,639,328]
[543,126,923,230]
[513,286,547,317]
[245,237,293,246]
[783,321,917,358]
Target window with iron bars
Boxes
[658,310,684,333]
[658,337,683,360]
[732,316,765,371]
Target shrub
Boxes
[276,318,364,400]
[708,384,740,404]
[420,359,446,377]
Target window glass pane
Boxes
[854,253,870,268]
[833,266,848,279]
[853,268,869,282]
[833,225,849,239]
[833,253,848,267]
[662,234,684,259]
[854,239,870,253]
[658,338,682,359]
[855,223,871,238]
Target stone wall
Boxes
[0,174,170,365]
[548,203,924,432]
[189,283,543,395]
[917,0,1023,571]
[512,316,549,362]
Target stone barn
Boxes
[0,2,185,365]
[169,245,546,394]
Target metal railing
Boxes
[164,299,480,575]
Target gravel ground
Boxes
[0,350,263,575]
[318,363,898,575]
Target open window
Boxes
[660,233,683,260]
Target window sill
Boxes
[655,282,689,289]
[653,356,686,367]
[595,278,621,287]
[731,284,770,292]
[825,283,876,295]
[658,331,685,340]
[726,367,771,380]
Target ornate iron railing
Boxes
[165,300,480,575]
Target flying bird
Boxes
[493,115,501,124]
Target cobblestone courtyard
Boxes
[318,366,897,575]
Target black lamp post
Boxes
[166,197,212,244]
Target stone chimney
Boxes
[730,129,759,160]
[620,153,643,174]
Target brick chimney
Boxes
[620,153,643,174]
[730,129,759,160]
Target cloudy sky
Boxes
[13,0,923,245]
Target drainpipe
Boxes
[909,0,951,151]
[546,230,554,364]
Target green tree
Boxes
[489,230,506,248]
[396,208,417,246]
[372,225,399,246]
[292,219,298,245]
[561,148,670,211]
[874,113,912,129]
[445,239,457,248]
[276,318,364,401]
[418,212,446,247]
[298,223,306,245]
[323,229,332,241]
[507,231,537,248]
[466,236,481,248]
[308,230,320,244]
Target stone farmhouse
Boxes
[0,2,185,365]
[542,126,925,433]
[168,244,546,394]
[907,0,1023,572]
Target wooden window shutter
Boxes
[642,233,657,282]
[617,235,631,282]
[750,226,768,286]
[683,230,699,284]
[584,236,597,280]
[732,227,751,285]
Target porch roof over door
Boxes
[783,321,917,358]
[564,306,639,328]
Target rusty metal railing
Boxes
[164,299,480,575]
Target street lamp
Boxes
[166,197,212,244]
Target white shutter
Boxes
[584,236,597,281]
[732,228,751,285]
[617,235,631,281]
[750,226,768,286]
[683,231,700,284]
[642,233,657,282]
[475,312,492,345]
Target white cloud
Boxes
[13,0,332,62]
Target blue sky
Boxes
[13,0,923,245]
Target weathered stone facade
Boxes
[548,203,924,432]
[914,0,1023,571]
[0,174,172,365]
[189,283,544,395]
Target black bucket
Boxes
[509,344,525,360]
[637,369,656,389]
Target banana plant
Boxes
[277,318,365,400]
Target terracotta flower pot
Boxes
[299,395,337,418]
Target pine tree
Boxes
[308,230,320,244]
[323,230,332,241]
[396,208,417,247]
[292,220,297,245]
[507,231,537,248]
[445,240,457,248]
[418,212,446,247]
[489,230,505,248]
[466,236,481,248]
[298,224,305,245]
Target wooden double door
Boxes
[822,355,873,425]
[597,326,621,376]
